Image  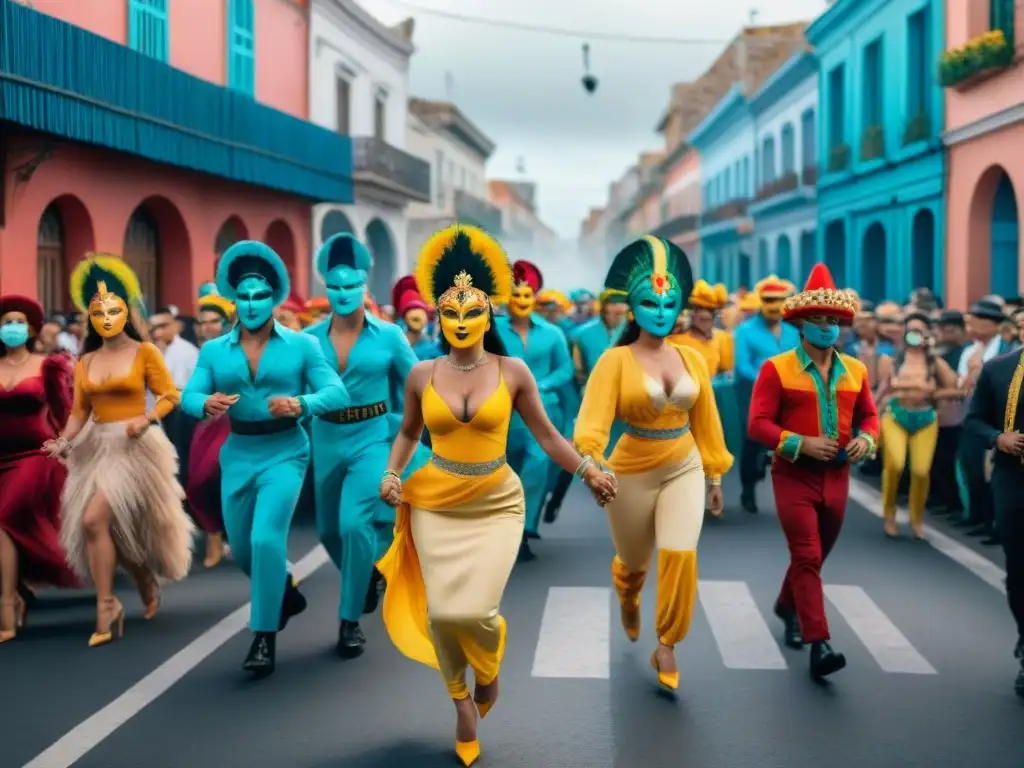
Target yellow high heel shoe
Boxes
[89,598,125,648]
[474,676,499,719]
[204,533,224,569]
[650,649,679,691]
[0,596,26,643]
[455,740,481,767]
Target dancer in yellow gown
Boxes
[376,225,617,767]
[575,236,733,692]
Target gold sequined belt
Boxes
[622,423,691,440]
[318,401,388,424]
[431,454,507,476]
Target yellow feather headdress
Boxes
[414,225,512,308]
[689,280,728,310]
[70,254,143,314]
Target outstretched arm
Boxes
[510,358,591,474]
[384,363,428,476]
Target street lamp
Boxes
[581,43,598,94]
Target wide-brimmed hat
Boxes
[0,294,44,332]
[967,299,1004,322]
[782,263,859,325]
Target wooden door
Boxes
[123,208,160,305]
[36,206,65,313]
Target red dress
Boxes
[0,355,80,587]
[185,415,228,534]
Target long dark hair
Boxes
[437,306,508,356]
[81,317,144,354]
[615,318,642,347]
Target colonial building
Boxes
[808,0,946,302]
[748,51,818,285]
[651,145,701,272]
[308,0,430,301]
[487,181,557,251]
[1,0,352,311]
[942,1,1021,306]
[405,98,502,258]
[623,152,666,241]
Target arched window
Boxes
[761,136,776,185]
[801,109,816,170]
[37,206,65,314]
[227,0,256,96]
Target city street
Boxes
[4,478,1021,768]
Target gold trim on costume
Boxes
[1004,349,1024,436]
[782,287,860,318]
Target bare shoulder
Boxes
[406,359,433,393]
[498,355,531,383]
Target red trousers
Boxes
[771,461,849,643]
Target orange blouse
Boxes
[72,342,179,424]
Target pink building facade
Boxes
[653,147,702,271]
[0,0,348,314]
[944,1,1023,307]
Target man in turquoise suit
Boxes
[496,260,575,561]
[305,233,420,658]
[181,241,349,679]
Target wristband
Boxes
[573,455,595,481]
[707,476,722,487]
[381,469,401,484]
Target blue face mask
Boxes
[325,266,367,316]
[803,320,841,350]
[630,282,682,338]
[0,321,29,348]
[235,276,275,330]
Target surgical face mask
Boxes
[630,277,682,338]
[509,286,535,318]
[904,330,926,348]
[235,276,275,330]
[761,300,784,321]
[325,265,367,316]
[0,320,29,348]
[802,320,841,349]
[89,294,129,338]
[438,289,490,349]
[404,308,427,333]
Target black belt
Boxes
[318,401,388,425]
[229,417,299,435]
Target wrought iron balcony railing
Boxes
[454,190,503,233]
[352,137,431,202]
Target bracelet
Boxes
[381,469,401,484]
[573,455,595,482]
[707,476,722,487]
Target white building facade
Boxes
[308,0,431,301]
[405,99,502,258]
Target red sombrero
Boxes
[782,263,860,325]
[0,294,45,332]
[512,260,543,293]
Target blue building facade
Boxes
[807,0,946,302]
[748,52,820,287]
[691,85,756,289]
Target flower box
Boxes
[860,125,884,161]
[827,144,850,173]
[939,29,1014,89]
[902,113,930,146]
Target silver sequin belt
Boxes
[431,454,507,476]
[622,423,691,440]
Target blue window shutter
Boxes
[129,0,169,61]
[228,0,256,96]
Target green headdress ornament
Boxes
[603,235,693,306]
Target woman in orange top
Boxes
[376,226,617,767]
[43,256,194,647]
[575,236,733,692]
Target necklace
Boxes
[445,353,488,371]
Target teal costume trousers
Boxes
[509,398,562,535]
[220,427,310,633]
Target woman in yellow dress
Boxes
[575,236,733,691]
[43,255,194,647]
[376,225,617,767]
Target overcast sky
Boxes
[368,0,830,238]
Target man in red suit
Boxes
[747,264,880,681]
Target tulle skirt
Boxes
[60,420,195,581]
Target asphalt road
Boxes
[4,476,1021,768]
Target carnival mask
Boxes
[0,316,29,348]
[325,265,367,316]
[438,272,490,349]
[509,284,536,318]
[761,299,785,321]
[802,317,841,350]
[235,276,275,330]
[404,307,428,333]
[630,273,681,338]
[89,284,129,338]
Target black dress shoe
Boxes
[517,538,536,563]
[741,494,758,514]
[336,620,366,658]
[526,530,542,540]
[981,534,1001,546]
[773,603,803,650]
[542,499,560,524]
[1015,666,1024,700]
[809,640,846,681]
[363,568,385,615]
[243,632,276,678]
[279,575,307,631]
[967,525,990,537]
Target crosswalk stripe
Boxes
[824,584,937,675]
[698,580,788,670]
[531,586,610,679]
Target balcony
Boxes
[704,200,749,223]
[352,137,431,203]
[801,164,818,186]
[454,190,503,234]
[754,172,799,202]
[651,213,699,240]
[0,0,352,202]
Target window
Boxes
[862,39,883,128]
[227,0,255,96]
[828,65,846,148]
[374,95,386,141]
[724,167,732,200]
[335,76,350,134]
[434,150,444,204]
[906,9,930,130]
[801,109,816,167]
[742,156,750,196]
[129,0,169,61]
[761,136,776,185]
[781,124,795,174]
[991,0,1015,38]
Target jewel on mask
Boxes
[651,273,668,295]
[439,271,490,310]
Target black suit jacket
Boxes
[965,349,1024,474]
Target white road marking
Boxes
[848,479,1006,594]
[23,546,331,768]
[531,587,610,679]
[698,580,787,670]
[824,584,936,675]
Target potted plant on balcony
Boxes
[902,113,930,146]
[860,125,884,161]
[827,143,850,173]
[939,30,1014,89]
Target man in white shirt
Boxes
[150,307,200,491]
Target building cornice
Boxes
[805,0,857,47]
[688,84,749,150]
[315,0,414,59]
[747,52,817,116]
[942,102,1024,147]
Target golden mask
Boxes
[88,282,128,338]
[438,272,490,350]
[509,283,535,318]
[405,307,428,333]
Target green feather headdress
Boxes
[415,225,512,306]
[604,235,693,304]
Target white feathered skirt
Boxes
[60,420,195,581]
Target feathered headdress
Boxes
[689,280,728,311]
[415,225,512,307]
[604,235,693,304]
[197,294,235,320]
[391,275,420,311]
[70,254,143,314]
